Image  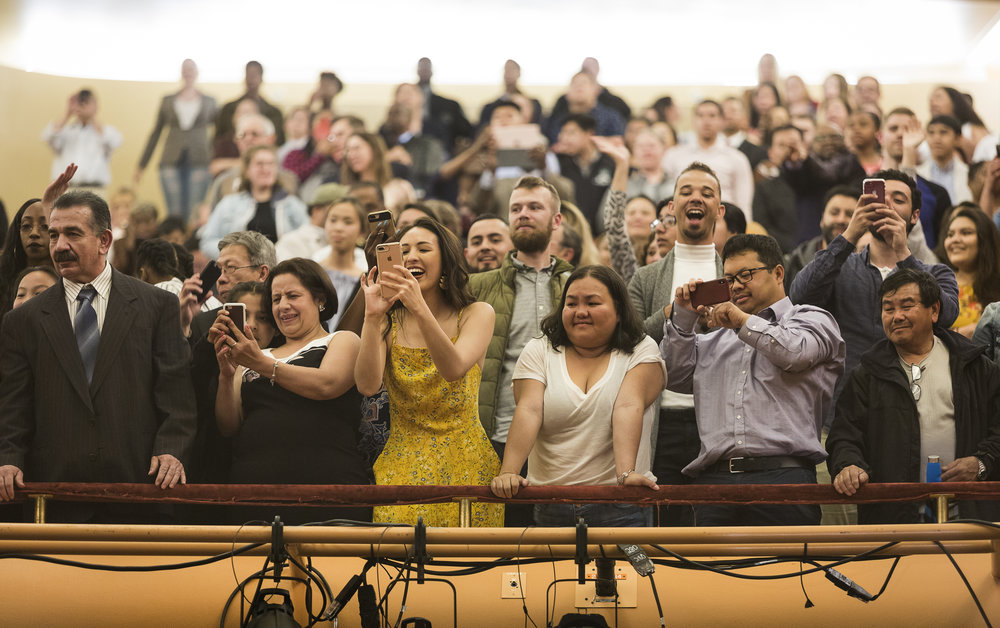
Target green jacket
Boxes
[469,251,574,436]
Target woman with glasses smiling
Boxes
[199,146,309,259]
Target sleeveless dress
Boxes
[373,310,503,526]
[231,332,372,524]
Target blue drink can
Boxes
[927,455,942,483]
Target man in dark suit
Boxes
[0,191,195,522]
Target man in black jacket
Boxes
[827,269,1000,523]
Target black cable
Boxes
[241,557,271,628]
[286,553,333,627]
[867,556,900,601]
[648,541,900,580]
[799,543,814,608]
[514,526,538,628]
[0,542,264,572]
[218,565,311,628]
[381,575,458,628]
[545,578,581,628]
[949,518,1000,531]
[933,540,993,628]
[547,545,559,628]
[376,558,409,626]
[230,520,268,612]
[392,563,411,628]
[301,518,411,528]
[648,576,665,627]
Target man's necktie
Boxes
[75,285,99,384]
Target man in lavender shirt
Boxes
[661,234,845,526]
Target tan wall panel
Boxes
[0,551,997,626]
[1,64,997,221]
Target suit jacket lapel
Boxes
[38,282,93,410]
[90,270,138,395]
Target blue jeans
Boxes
[160,155,210,219]
[533,503,653,527]
[692,467,821,526]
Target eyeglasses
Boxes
[909,363,922,401]
[650,216,677,230]
[220,264,259,276]
[723,266,771,287]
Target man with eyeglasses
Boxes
[661,234,844,526]
[828,269,1000,523]
[177,231,276,510]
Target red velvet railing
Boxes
[12,481,1000,507]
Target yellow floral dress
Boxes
[373,310,503,526]
[952,283,983,331]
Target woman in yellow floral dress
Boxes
[938,204,1000,338]
[355,218,503,526]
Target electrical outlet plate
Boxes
[501,571,527,599]
[574,563,638,608]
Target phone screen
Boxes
[199,261,222,303]
[690,279,732,308]
[223,303,245,339]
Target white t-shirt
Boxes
[512,335,666,486]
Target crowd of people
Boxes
[0,53,999,528]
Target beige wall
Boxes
[1,64,997,220]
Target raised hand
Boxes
[41,163,78,210]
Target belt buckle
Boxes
[728,457,744,473]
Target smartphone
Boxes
[223,303,246,339]
[690,279,732,308]
[375,242,402,299]
[367,209,396,235]
[863,178,886,205]
[199,260,222,304]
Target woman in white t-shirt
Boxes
[490,265,667,527]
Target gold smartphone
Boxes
[375,242,402,299]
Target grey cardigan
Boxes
[628,247,724,342]
[138,92,218,169]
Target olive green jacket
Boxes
[469,251,574,436]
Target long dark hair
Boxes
[0,198,44,318]
[540,265,645,354]
[394,218,473,312]
[936,204,1000,305]
[938,86,985,127]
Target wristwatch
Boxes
[976,458,987,481]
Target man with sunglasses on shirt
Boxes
[827,269,1000,524]
[660,234,845,526]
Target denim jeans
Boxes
[160,155,211,219]
[533,502,653,527]
[691,466,821,526]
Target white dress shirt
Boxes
[63,262,113,332]
[42,121,122,185]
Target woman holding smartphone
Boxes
[490,265,665,527]
[355,218,502,527]
[213,258,371,524]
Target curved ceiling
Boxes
[1,0,999,85]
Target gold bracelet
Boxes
[271,360,279,385]
[617,468,635,487]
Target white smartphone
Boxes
[223,302,246,339]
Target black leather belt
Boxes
[707,455,813,474]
